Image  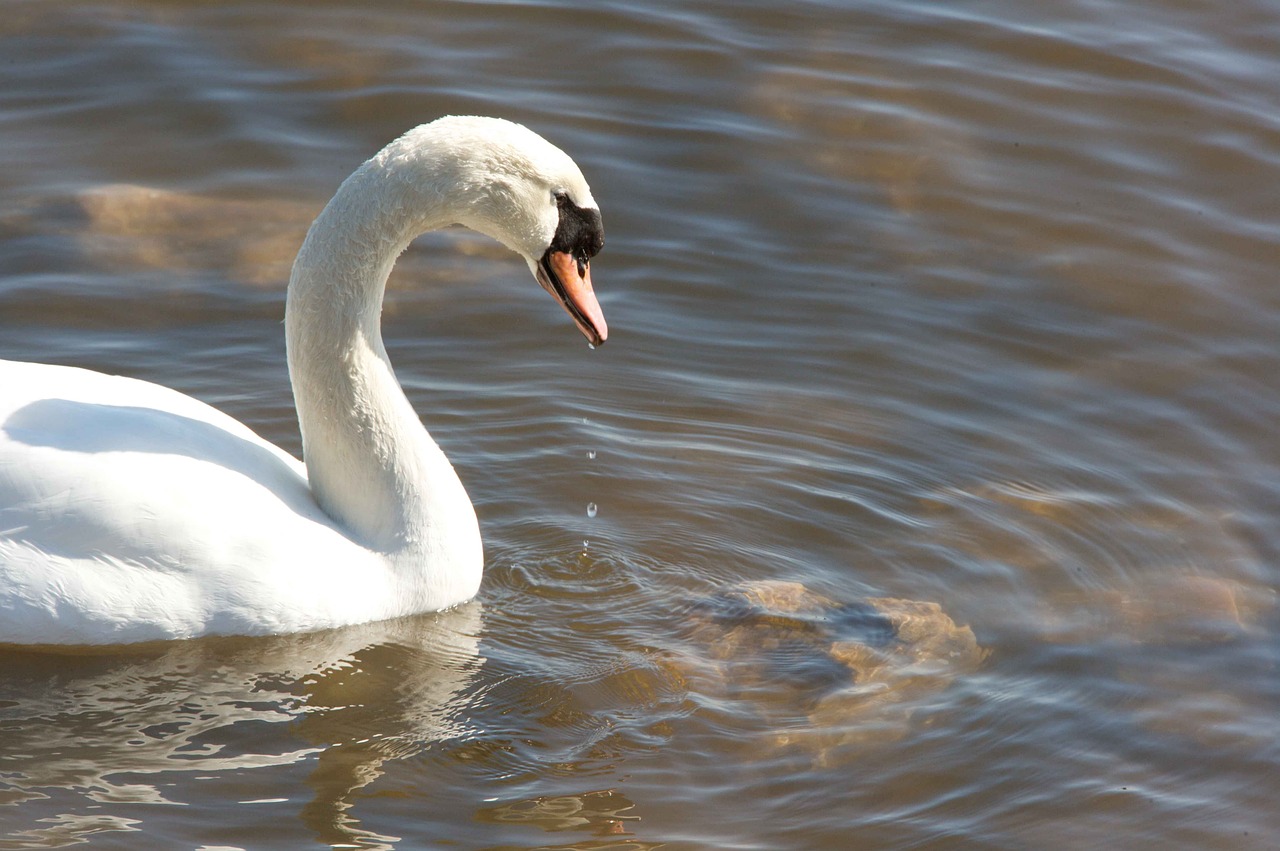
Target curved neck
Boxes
[284,156,480,581]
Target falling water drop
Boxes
[586,502,598,518]
[587,450,597,460]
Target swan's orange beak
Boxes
[537,249,608,346]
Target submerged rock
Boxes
[1039,574,1274,646]
[669,580,987,759]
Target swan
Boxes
[0,115,607,645]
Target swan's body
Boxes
[0,116,607,645]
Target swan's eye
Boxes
[549,191,603,267]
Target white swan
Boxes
[0,115,607,645]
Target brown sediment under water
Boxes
[0,0,1277,847]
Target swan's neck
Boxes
[284,152,482,594]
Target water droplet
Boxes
[587,342,596,351]
[586,502,598,518]
[587,450,596,460]
[582,539,590,550]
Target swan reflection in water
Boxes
[0,603,483,848]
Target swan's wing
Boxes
[0,360,389,644]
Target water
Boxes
[1,0,1278,847]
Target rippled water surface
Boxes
[2,0,1279,847]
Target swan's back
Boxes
[0,359,389,644]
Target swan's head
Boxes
[387,116,607,345]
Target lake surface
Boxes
[2,0,1278,847]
